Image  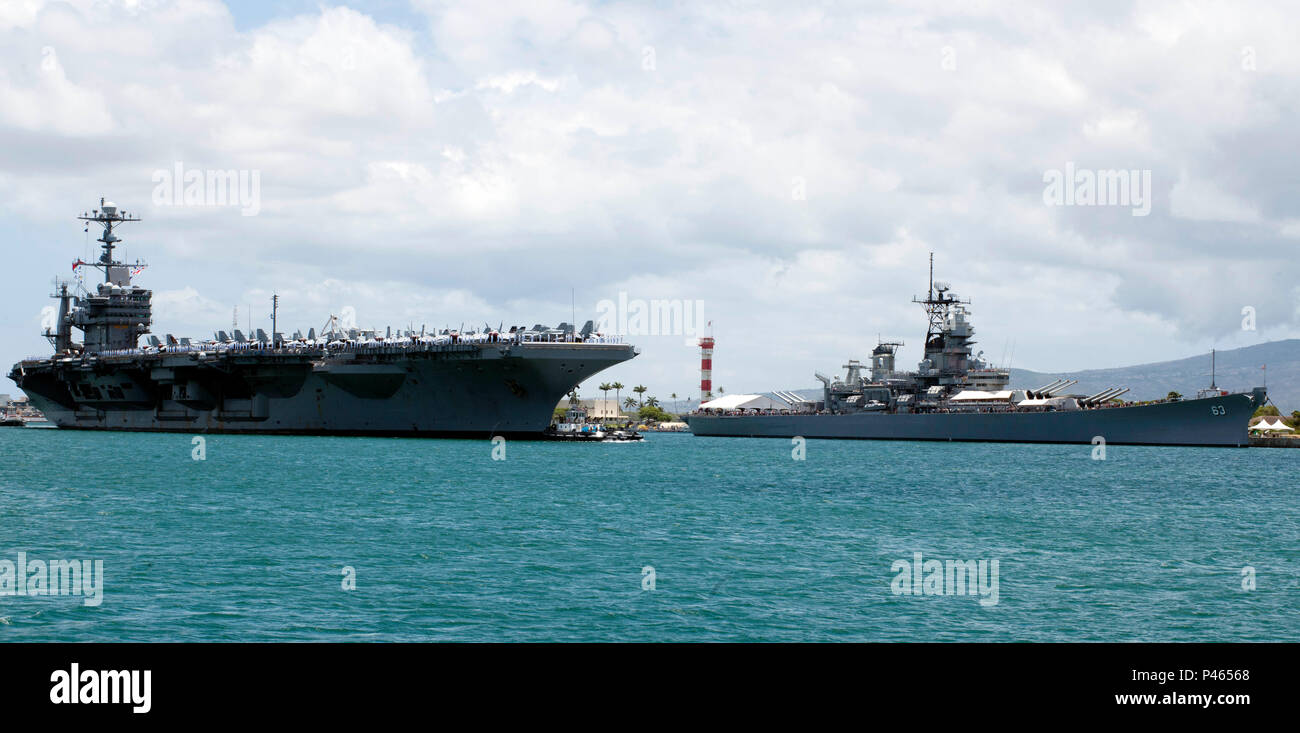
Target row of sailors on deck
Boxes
[87,329,622,357]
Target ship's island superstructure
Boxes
[8,199,637,437]
[687,258,1265,447]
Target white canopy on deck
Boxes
[699,394,782,411]
[949,390,1014,401]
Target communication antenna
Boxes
[74,197,146,284]
[913,252,969,354]
[270,294,279,347]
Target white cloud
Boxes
[0,0,45,31]
[2,0,1299,400]
[476,70,563,94]
[0,47,115,135]
[1169,171,1261,223]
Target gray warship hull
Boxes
[12,341,635,438]
[11,197,639,435]
[686,392,1259,447]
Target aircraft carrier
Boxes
[687,258,1265,447]
[7,199,637,437]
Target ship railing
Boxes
[517,333,625,344]
[692,408,806,416]
[48,331,628,361]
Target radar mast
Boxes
[66,198,153,352]
[75,198,147,285]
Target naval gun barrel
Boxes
[1083,387,1115,402]
[1084,387,1128,405]
[1088,387,1120,403]
[1044,379,1077,396]
[1029,379,1068,398]
[1102,387,1129,402]
[774,390,807,405]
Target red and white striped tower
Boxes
[699,335,715,401]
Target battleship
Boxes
[687,257,1266,447]
[7,199,637,437]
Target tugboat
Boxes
[545,394,643,442]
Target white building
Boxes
[554,398,624,419]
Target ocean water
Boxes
[0,427,1296,642]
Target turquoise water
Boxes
[0,428,1296,641]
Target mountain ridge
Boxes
[1006,339,1297,412]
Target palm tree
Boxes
[611,382,624,411]
[646,396,660,408]
[623,396,637,410]
[633,384,647,406]
[670,392,678,413]
[599,382,611,410]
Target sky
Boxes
[1,0,1297,402]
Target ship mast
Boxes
[75,198,147,284]
[912,252,969,349]
[66,198,153,353]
